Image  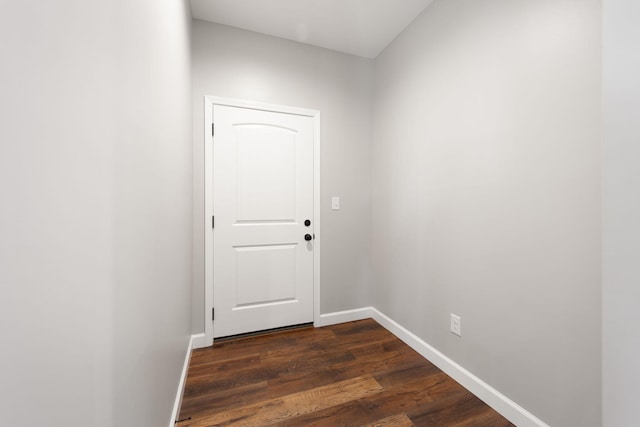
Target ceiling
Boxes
[189,0,433,59]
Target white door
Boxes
[212,104,315,338]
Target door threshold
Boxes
[214,322,314,343]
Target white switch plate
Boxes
[450,314,461,336]
[331,196,340,210]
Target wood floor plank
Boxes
[185,348,361,400]
[373,360,442,390]
[363,413,416,427]
[361,371,468,422]
[409,390,513,426]
[179,381,269,420]
[189,326,334,364]
[179,375,383,427]
[274,400,376,426]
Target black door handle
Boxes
[304,234,313,241]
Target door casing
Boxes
[203,96,321,346]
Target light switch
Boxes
[331,197,340,210]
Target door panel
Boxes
[235,125,297,222]
[234,244,296,307]
[213,105,314,338]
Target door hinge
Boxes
[211,123,214,136]
[212,216,214,228]
[212,307,215,321]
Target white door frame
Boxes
[203,96,321,346]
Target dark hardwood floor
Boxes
[177,319,515,426]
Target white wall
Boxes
[372,1,601,425]
[191,21,373,333]
[0,1,192,426]
[602,0,640,425]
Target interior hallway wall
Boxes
[0,1,193,426]
[371,1,601,425]
[191,21,374,333]
[602,0,640,425]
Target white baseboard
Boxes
[315,307,374,327]
[191,333,207,349]
[169,334,199,427]
[317,307,548,427]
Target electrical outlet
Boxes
[450,314,461,337]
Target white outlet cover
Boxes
[331,196,340,210]
[450,314,461,337]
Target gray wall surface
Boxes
[0,1,193,426]
[191,21,374,333]
[371,1,601,425]
[602,0,640,425]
